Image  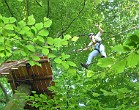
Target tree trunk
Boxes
[0,82,9,103]
[4,84,31,110]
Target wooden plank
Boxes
[31,65,41,93]
[1,73,9,75]
[21,66,30,79]
[4,56,54,95]
[17,66,29,79]
[46,62,52,75]
[35,65,47,93]
[0,60,27,74]
[8,75,52,83]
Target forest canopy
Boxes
[0,0,139,110]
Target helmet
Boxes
[88,33,94,37]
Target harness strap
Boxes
[94,43,101,53]
[95,48,100,53]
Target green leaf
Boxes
[87,70,94,77]
[31,26,37,35]
[124,35,139,48]
[64,35,71,40]
[0,37,4,43]
[127,106,139,110]
[32,91,36,94]
[97,58,115,67]
[17,0,23,1]
[134,30,139,38]
[28,60,35,66]
[61,53,70,60]
[100,89,111,96]
[20,50,27,56]
[0,46,4,51]
[40,94,45,98]
[112,44,128,53]
[94,0,102,5]
[44,17,52,28]
[27,15,35,25]
[26,45,35,52]
[47,37,54,45]
[111,89,118,95]
[129,34,139,43]
[93,93,100,97]
[37,36,44,42]
[35,23,43,30]
[0,52,5,57]
[118,88,129,93]
[4,49,12,56]
[19,26,30,34]
[54,58,62,64]
[48,53,56,58]
[71,36,79,41]
[32,55,40,61]
[25,30,34,37]
[0,15,2,19]
[67,68,76,76]
[18,20,26,27]
[67,61,76,67]
[53,38,62,48]
[42,48,49,55]
[9,17,16,23]
[38,29,49,36]
[127,52,139,67]
[61,40,68,45]
[62,61,69,69]
[100,72,106,79]
[111,59,126,74]
[2,17,9,24]
[4,24,14,30]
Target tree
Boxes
[4,84,31,110]
[0,0,139,109]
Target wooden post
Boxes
[4,84,31,110]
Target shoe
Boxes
[80,63,88,69]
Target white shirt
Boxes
[93,32,102,42]
[88,32,102,47]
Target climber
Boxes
[77,24,106,69]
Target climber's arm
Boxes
[95,24,104,41]
[77,42,93,52]
[95,24,104,34]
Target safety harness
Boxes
[94,42,101,53]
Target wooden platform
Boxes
[0,56,54,95]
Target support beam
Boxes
[0,82,9,102]
[4,84,31,110]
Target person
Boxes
[78,24,106,69]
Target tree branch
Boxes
[3,0,14,17]
[35,0,42,7]
[111,25,139,37]
[26,0,30,17]
[0,99,6,103]
[56,0,87,37]
[47,0,50,18]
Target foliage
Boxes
[27,31,139,110]
[0,0,139,110]
[0,15,57,67]
[0,77,12,110]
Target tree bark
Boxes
[0,82,9,102]
[4,84,31,110]
[4,0,14,17]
